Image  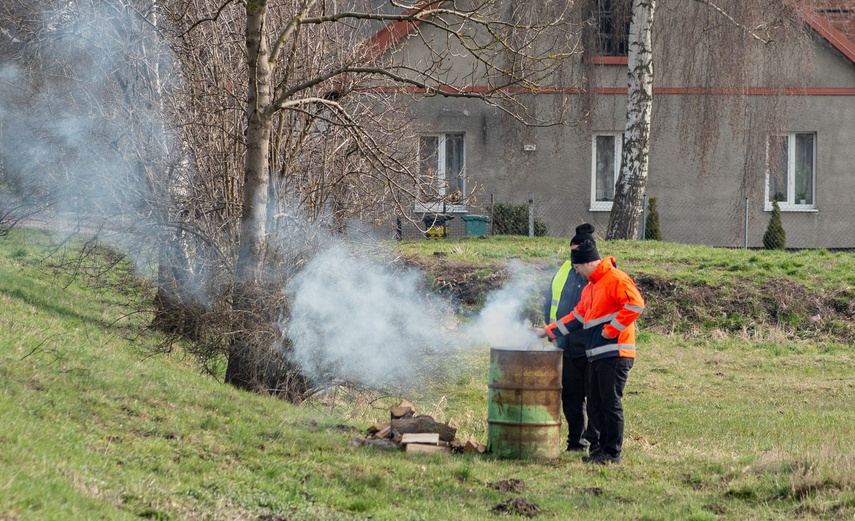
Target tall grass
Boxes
[1,229,853,520]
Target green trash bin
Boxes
[461,214,490,237]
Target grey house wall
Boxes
[393,14,855,248]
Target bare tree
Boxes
[1,0,580,398]
[166,0,584,396]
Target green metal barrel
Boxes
[487,347,563,459]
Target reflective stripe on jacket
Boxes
[545,257,645,361]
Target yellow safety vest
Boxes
[549,261,573,323]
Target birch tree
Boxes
[606,0,655,240]
[604,0,816,239]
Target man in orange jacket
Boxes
[535,239,645,464]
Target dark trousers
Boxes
[587,357,634,458]
[562,355,595,450]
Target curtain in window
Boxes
[445,133,465,195]
[794,133,813,204]
[596,135,616,202]
[769,135,788,202]
[419,136,439,198]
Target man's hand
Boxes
[601,329,616,339]
[533,327,547,338]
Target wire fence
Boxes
[396,193,855,251]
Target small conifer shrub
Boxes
[644,196,662,241]
[763,200,786,250]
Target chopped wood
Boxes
[390,399,416,420]
[374,424,392,439]
[366,422,389,435]
[391,416,457,442]
[464,439,487,454]
[390,406,414,419]
[348,436,366,447]
[364,438,401,451]
[406,443,452,455]
[400,432,440,446]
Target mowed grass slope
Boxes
[1,229,854,520]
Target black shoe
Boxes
[583,453,621,465]
[566,444,588,453]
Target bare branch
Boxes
[692,0,773,44]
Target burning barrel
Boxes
[487,347,563,459]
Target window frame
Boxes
[594,0,629,59]
[415,132,467,213]
[590,132,622,212]
[764,132,817,212]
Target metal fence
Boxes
[396,193,855,251]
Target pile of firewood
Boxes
[349,400,486,455]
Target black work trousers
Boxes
[562,355,595,450]
[587,357,634,459]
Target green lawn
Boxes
[1,229,853,520]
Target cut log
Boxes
[390,399,416,420]
[390,407,414,420]
[364,438,401,451]
[406,443,452,455]
[366,422,389,436]
[400,432,440,446]
[464,439,487,454]
[374,424,392,439]
[391,416,457,442]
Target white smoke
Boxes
[284,242,459,389]
[462,262,545,350]
[284,248,551,389]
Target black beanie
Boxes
[570,223,595,245]
[571,239,601,265]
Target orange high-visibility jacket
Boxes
[545,257,645,361]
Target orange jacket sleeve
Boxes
[601,277,645,339]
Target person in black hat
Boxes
[542,223,597,453]
[537,237,645,465]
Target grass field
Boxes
[1,229,854,520]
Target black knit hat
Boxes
[571,239,601,265]
[570,223,595,245]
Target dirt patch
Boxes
[635,273,855,340]
[401,255,509,309]
[491,498,541,517]
[405,255,855,341]
[490,478,526,493]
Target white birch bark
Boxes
[607,0,656,240]
[237,0,273,283]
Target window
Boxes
[416,133,466,212]
[766,133,815,210]
[591,133,621,211]
[594,0,629,57]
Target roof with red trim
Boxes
[365,1,855,67]
[815,1,855,41]
[802,0,855,63]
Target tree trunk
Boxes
[226,0,274,390]
[151,232,201,339]
[237,0,273,284]
[607,0,656,240]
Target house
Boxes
[376,1,855,248]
